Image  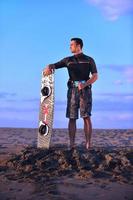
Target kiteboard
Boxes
[37,69,54,148]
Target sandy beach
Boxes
[0,128,133,200]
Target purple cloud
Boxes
[93,98,133,111]
[101,65,133,85]
[86,0,133,20]
[114,80,124,85]
[93,111,133,128]
[0,91,17,99]
[22,97,40,102]
[0,106,38,112]
[95,92,133,97]
[125,67,133,83]
[100,65,133,72]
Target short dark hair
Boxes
[71,38,83,49]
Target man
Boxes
[43,38,98,150]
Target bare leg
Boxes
[83,116,92,149]
[68,118,76,149]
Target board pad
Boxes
[37,70,54,148]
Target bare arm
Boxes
[78,73,98,90]
[43,57,67,76]
[85,73,98,86]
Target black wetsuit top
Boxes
[49,52,97,81]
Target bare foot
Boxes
[70,144,76,150]
[85,142,91,150]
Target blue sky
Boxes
[0,0,133,128]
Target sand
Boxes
[0,128,133,200]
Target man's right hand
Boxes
[43,65,53,76]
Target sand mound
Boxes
[5,146,133,184]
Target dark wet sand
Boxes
[0,128,133,200]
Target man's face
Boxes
[70,40,80,53]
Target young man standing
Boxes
[44,38,98,149]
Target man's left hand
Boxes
[78,82,86,90]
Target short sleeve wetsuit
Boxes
[49,52,97,81]
[48,52,98,119]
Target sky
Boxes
[0,0,133,129]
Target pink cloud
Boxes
[124,67,133,83]
[109,113,133,120]
[103,65,133,85]
[86,0,133,20]
[114,80,124,85]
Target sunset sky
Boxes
[0,0,133,128]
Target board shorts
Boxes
[66,83,92,119]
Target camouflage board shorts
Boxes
[66,82,92,119]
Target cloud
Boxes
[0,95,132,128]
[86,0,133,20]
[22,97,40,102]
[0,106,38,112]
[101,65,133,85]
[101,64,133,72]
[93,92,133,112]
[124,67,133,83]
[114,80,124,85]
[0,91,17,99]
[115,113,133,120]
[93,98,133,112]
[115,66,133,84]
[0,117,38,128]
[55,100,67,107]
[95,92,133,97]
[92,111,133,128]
